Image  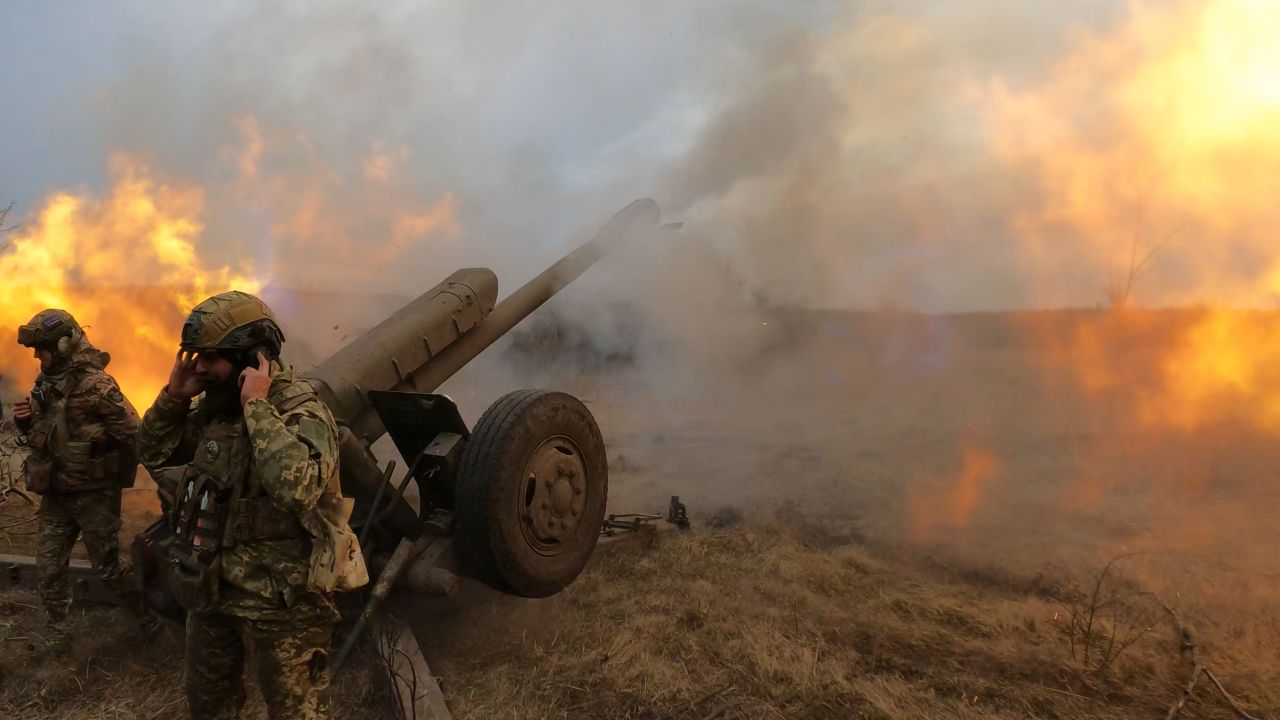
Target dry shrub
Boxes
[1048,554,1159,678]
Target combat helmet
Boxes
[180,291,285,358]
[17,309,83,356]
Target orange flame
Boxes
[224,119,460,291]
[988,0,1280,434]
[1028,307,1280,435]
[1141,310,1280,432]
[908,445,1002,542]
[0,154,259,408]
[988,0,1280,307]
[1,116,461,410]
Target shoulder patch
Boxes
[296,416,336,449]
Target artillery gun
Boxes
[132,199,668,631]
[318,198,665,600]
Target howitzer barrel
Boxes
[307,198,660,445]
[307,269,499,437]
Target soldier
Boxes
[138,291,364,720]
[13,309,153,655]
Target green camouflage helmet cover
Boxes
[17,309,81,348]
[180,291,285,352]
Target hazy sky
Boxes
[5,1,1272,312]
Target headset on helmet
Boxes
[16,309,83,356]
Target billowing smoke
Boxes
[10,1,1274,319]
[0,2,1117,311]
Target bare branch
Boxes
[1204,668,1263,720]
[1164,662,1203,720]
[1149,592,1262,720]
[0,202,15,230]
[0,200,19,252]
[1103,192,1183,310]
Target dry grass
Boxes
[0,510,1270,720]
[1,520,1266,719]
[427,521,1262,719]
[0,584,393,720]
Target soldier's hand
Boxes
[13,396,32,421]
[166,349,202,401]
[239,351,272,406]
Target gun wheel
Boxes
[456,389,607,597]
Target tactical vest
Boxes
[165,384,315,611]
[24,372,131,495]
[163,380,369,611]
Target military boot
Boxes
[117,589,162,643]
[135,609,161,643]
[38,621,71,658]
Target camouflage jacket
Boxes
[18,342,139,494]
[137,361,341,623]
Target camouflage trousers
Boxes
[185,611,333,720]
[37,488,138,623]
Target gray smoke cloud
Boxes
[1,0,1136,317]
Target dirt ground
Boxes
[2,307,1278,718]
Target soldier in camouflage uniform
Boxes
[138,291,352,720]
[13,309,152,655]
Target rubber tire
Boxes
[455,389,608,597]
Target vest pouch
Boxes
[27,421,53,453]
[164,470,228,612]
[89,450,132,488]
[63,440,91,468]
[299,474,369,593]
[59,440,93,489]
[172,474,232,553]
[24,455,52,495]
[164,550,221,613]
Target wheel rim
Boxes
[517,435,589,556]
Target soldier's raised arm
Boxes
[137,350,202,471]
[241,355,337,515]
